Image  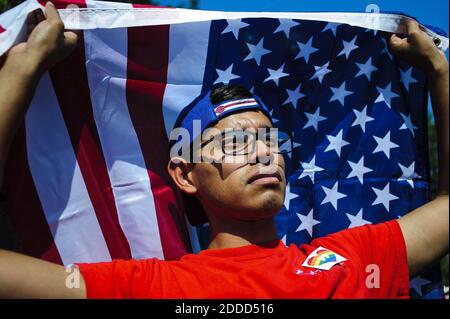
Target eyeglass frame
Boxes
[197,127,293,156]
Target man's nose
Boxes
[251,139,275,165]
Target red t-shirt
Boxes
[77,220,410,299]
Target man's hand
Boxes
[6,1,78,78]
[388,19,448,78]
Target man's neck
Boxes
[207,217,279,250]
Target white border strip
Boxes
[59,9,449,52]
[0,0,448,56]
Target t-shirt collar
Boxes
[198,239,286,260]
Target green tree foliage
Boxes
[1,0,23,13]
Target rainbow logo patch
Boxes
[302,246,347,270]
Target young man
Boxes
[0,2,448,298]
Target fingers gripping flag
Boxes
[0,0,448,299]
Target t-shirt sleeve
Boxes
[76,258,161,299]
[311,220,410,298]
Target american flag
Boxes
[0,0,447,299]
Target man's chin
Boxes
[250,192,284,216]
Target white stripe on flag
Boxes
[162,20,212,137]
[84,28,164,260]
[162,21,211,248]
[25,72,111,265]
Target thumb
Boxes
[56,31,78,61]
[388,33,409,58]
[63,30,78,51]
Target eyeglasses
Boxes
[199,128,293,156]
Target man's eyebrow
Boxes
[230,123,272,131]
[200,124,273,144]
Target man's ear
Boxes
[167,157,197,195]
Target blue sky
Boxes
[158,0,448,34]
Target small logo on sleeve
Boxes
[302,246,347,270]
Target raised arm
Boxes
[389,20,449,277]
[0,2,77,186]
[0,2,85,298]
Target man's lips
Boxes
[248,172,282,185]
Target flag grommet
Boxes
[433,37,441,47]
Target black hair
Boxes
[209,85,253,105]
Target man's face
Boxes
[189,110,287,221]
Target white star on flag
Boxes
[264,63,289,86]
[351,105,374,133]
[221,19,250,39]
[283,83,305,108]
[325,129,350,157]
[296,209,321,237]
[284,183,299,211]
[322,22,339,36]
[338,36,359,59]
[304,107,327,131]
[355,57,378,81]
[399,112,418,137]
[214,64,240,85]
[400,67,419,92]
[310,62,332,83]
[298,155,324,183]
[398,161,421,188]
[373,131,399,159]
[281,234,287,245]
[371,183,399,211]
[410,276,432,297]
[329,81,354,106]
[345,209,371,228]
[295,37,319,63]
[286,141,302,159]
[321,182,347,210]
[270,109,279,124]
[274,19,300,38]
[347,156,373,184]
[244,38,271,66]
[285,137,301,159]
[375,83,399,108]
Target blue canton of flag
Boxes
[194,17,444,299]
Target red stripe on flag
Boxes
[49,33,132,260]
[37,0,87,9]
[126,25,192,260]
[132,4,169,8]
[3,126,63,264]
